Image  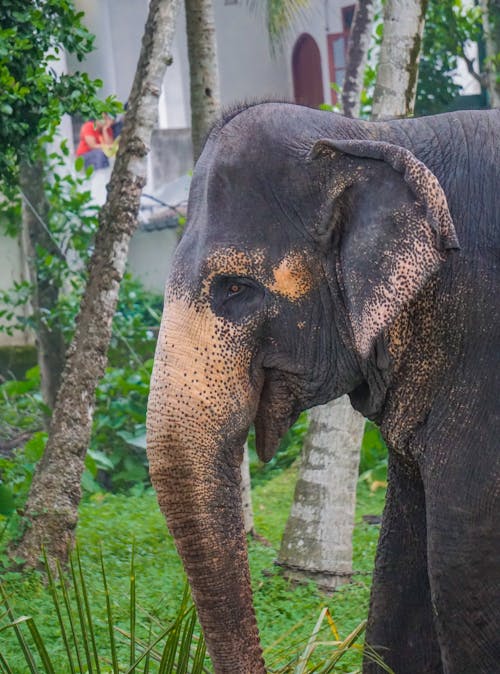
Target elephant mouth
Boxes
[253,369,300,463]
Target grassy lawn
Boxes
[0,466,386,672]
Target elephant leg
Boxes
[425,462,500,673]
[364,454,443,674]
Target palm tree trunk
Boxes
[278,2,371,590]
[185,0,221,161]
[372,0,428,119]
[342,0,376,118]
[480,0,500,107]
[11,0,181,569]
[241,443,255,534]
[278,398,364,591]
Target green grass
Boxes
[0,467,386,673]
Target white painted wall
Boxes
[160,7,190,129]
[127,229,179,293]
[69,0,118,100]
[214,2,290,104]
[0,233,31,347]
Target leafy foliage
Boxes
[0,275,162,516]
[0,470,388,672]
[323,0,487,118]
[415,0,484,115]
[359,421,388,490]
[0,546,207,673]
[0,0,120,185]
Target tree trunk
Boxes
[19,160,66,415]
[241,443,254,535]
[278,4,372,590]
[480,0,500,107]
[185,0,221,161]
[278,398,364,592]
[12,0,181,569]
[371,0,428,120]
[342,0,376,118]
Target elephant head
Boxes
[146,103,458,673]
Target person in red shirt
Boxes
[76,114,114,169]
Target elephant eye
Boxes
[211,275,266,322]
[228,282,242,296]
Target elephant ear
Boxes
[310,138,460,358]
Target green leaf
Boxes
[24,432,48,462]
[86,448,115,471]
[0,485,15,516]
[81,469,101,494]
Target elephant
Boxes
[146,102,500,673]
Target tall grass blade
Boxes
[361,644,396,674]
[158,584,191,674]
[142,622,152,674]
[129,544,136,670]
[190,629,206,674]
[76,544,101,674]
[55,558,84,674]
[319,618,367,673]
[0,649,14,674]
[123,611,190,674]
[324,609,340,641]
[69,550,94,674]
[294,607,328,674]
[0,584,39,674]
[25,617,57,674]
[42,548,76,674]
[176,608,196,674]
[157,613,181,673]
[99,546,119,674]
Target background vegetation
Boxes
[0,464,386,672]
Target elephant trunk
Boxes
[146,297,266,673]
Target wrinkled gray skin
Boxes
[146,103,500,673]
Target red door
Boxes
[292,33,324,108]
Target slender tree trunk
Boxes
[480,0,500,107]
[12,0,181,568]
[19,160,66,416]
[278,399,364,591]
[372,0,428,119]
[342,0,376,118]
[241,443,254,535]
[185,0,221,161]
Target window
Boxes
[327,4,355,105]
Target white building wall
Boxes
[214,2,291,105]
[70,0,118,99]
[0,234,31,347]
[160,7,190,129]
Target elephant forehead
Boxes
[201,246,316,301]
[268,251,315,300]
